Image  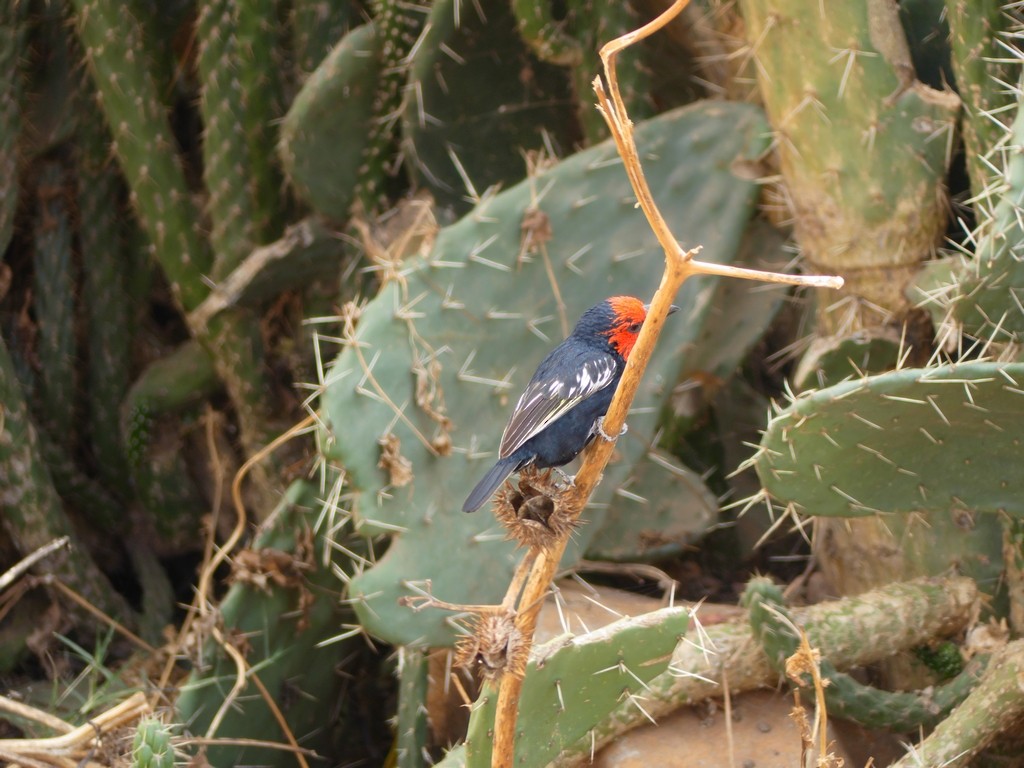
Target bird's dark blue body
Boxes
[462,297,673,513]
[513,343,620,467]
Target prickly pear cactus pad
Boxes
[463,607,688,767]
[278,23,381,220]
[402,0,576,213]
[739,0,960,315]
[175,480,352,766]
[321,102,770,646]
[756,363,1024,598]
[951,74,1024,344]
[757,363,1024,519]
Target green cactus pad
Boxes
[793,332,903,391]
[278,23,381,220]
[738,0,960,314]
[951,73,1024,344]
[757,362,1024,519]
[402,0,576,212]
[174,479,355,766]
[322,101,770,646]
[464,607,688,767]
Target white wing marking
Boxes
[498,354,617,458]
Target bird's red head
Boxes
[602,296,649,360]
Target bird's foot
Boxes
[552,467,575,489]
[596,416,627,442]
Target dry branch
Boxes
[485,1,843,765]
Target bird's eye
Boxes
[629,321,642,333]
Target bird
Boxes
[462,296,678,513]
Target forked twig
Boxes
[486,1,843,765]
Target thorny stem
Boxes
[487,1,843,765]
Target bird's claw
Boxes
[552,467,575,488]
[596,416,627,442]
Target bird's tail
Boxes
[462,457,520,513]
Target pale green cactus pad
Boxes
[462,607,688,767]
[757,363,1024,519]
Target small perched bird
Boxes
[462,296,677,513]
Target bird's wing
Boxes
[498,349,618,459]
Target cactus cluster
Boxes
[321,101,771,646]
[130,718,176,768]
[742,577,987,731]
[8,0,1024,763]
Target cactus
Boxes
[511,0,581,65]
[945,0,1020,203]
[512,0,650,144]
[174,479,362,766]
[197,0,281,257]
[0,0,27,254]
[280,4,427,218]
[236,0,284,242]
[195,0,284,456]
[22,3,79,156]
[755,362,1024,612]
[131,718,176,768]
[889,639,1024,768]
[755,362,1024,518]
[69,0,211,311]
[742,577,987,731]
[738,0,960,328]
[290,0,355,78]
[0,335,132,625]
[356,0,426,211]
[76,88,134,496]
[950,72,1024,346]
[32,161,77,434]
[462,607,688,767]
[278,23,381,220]
[121,341,220,555]
[792,332,903,391]
[401,0,576,212]
[550,575,978,763]
[396,647,430,768]
[322,101,770,646]
[899,0,953,91]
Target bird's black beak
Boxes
[643,303,679,315]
